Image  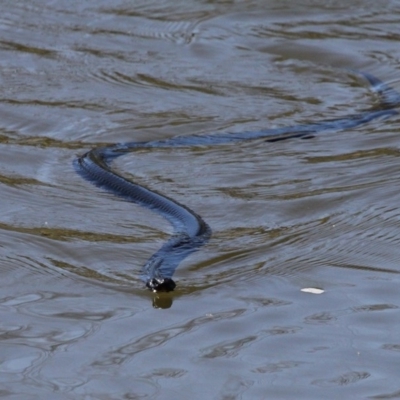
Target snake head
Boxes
[146,277,176,292]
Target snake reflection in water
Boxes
[75,71,400,292]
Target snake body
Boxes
[76,71,400,292]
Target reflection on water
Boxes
[1,0,400,398]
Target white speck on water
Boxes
[301,288,325,294]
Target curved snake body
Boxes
[76,71,400,291]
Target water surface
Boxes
[1,0,400,398]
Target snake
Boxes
[75,71,400,292]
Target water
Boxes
[1,0,400,398]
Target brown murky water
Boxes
[1,1,400,398]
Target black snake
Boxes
[75,71,400,292]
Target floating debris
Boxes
[301,288,325,294]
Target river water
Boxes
[1,1,400,399]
